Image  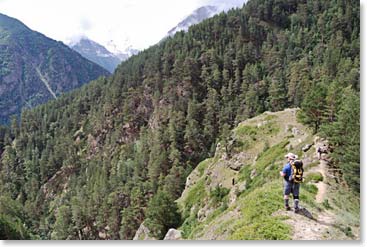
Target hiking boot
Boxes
[294,207,300,213]
[285,206,291,211]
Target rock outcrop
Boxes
[133,223,156,240]
[163,229,182,240]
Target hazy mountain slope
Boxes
[0,13,110,124]
[70,38,121,73]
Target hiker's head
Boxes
[284,153,298,161]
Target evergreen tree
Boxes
[144,189,181,239]
[297,83,327,134]
[321,87,360,192]
[51,205,72,240]
[268,72,287,112]
[203,88,220,153]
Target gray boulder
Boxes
[229,160,244,171]
[133,223,156,240]
[163,229,182,240]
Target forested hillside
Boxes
[0,0,359,240]
[0,13,110,125]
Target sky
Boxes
[0,0,245,52]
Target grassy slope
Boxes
[176,108,359,240]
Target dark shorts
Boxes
[283,180,300,196]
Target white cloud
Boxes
[0,0,245,51]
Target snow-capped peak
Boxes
[167,5,218,37]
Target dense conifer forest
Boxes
[0,0,359,239]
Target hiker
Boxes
[280,153,301,212]
[317,144,328,160]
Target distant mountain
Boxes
[70,38,121,73]
[0,13,110,124]
[105,40,140,61]
[166,5,219,37]
[166,1,247,38]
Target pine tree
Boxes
[287,58,311,106]
[203,88,220,153]
[297,83,327,134]
[51,205,72,240]
[163,164,186,198]
[321,86,360,192]
[268,72,287,112]
[144,189,181,239]
[184,99,204,164]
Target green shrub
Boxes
[305,161,319,171]
[259,122,280,136]
[300,183,318,207]
[302,183,318,194]
[180,179,206,219]
[230,218,291,240]
[197,159,211,176]
[210,185,230,205]
[341,226,354,238]
[235,125,258,137]
[255,140,289,171]
[264,115,276,121]
[322,199,332,209]
[305,172,324,183]
[180,215,198,239]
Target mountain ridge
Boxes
[166,5,219,37]
[0,13,110,124]
[173,108,359,240]
[70,38,122,73]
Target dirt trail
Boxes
[274,209,344,240]
[313,160,328,203]
[274,143,350,240]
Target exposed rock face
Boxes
[228,160,243,171]
[292,127,302,136]
[185,169,200,190]
[257,120,269,127]
[228,152,252,171]
[133,223,156,240]
[238,181,247,193]
[163,229,182,240]
[197,203,214,222]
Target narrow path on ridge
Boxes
[314,160,328,203]
[273,146,346,240]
